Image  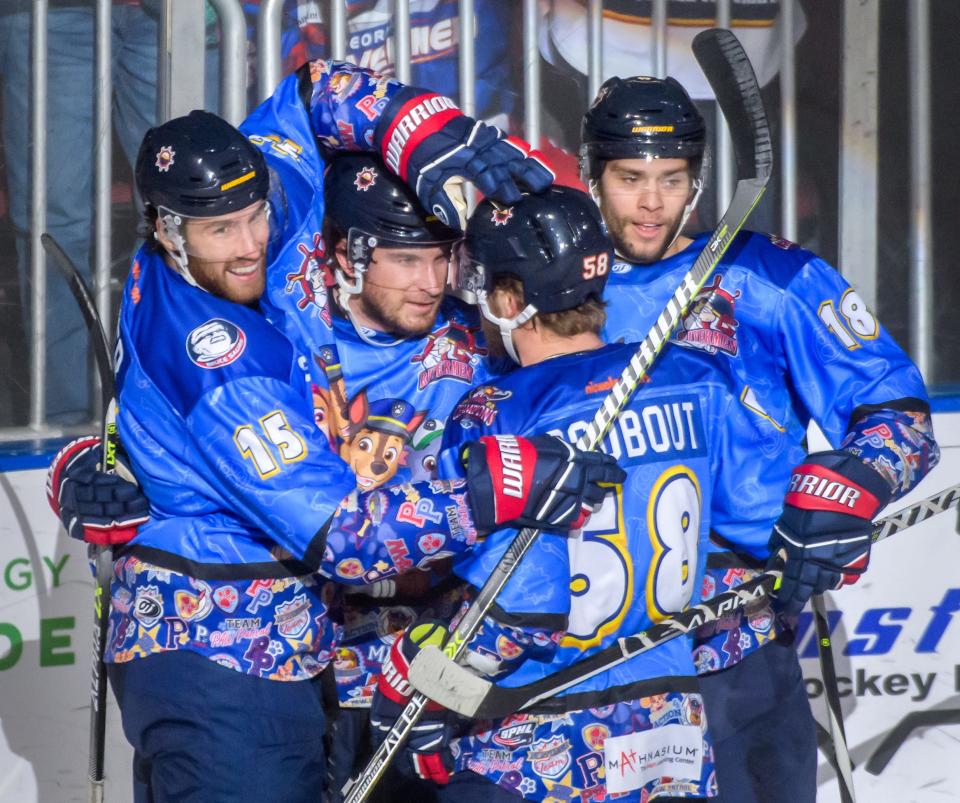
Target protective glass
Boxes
[447,241,488,305]
[158,200,273,274]
[342,227,460,294]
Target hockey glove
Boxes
[375,88,555,229]
[369,620,457,784]
[46,436,149,546]
[767,450,892,619]
[464,434,625,534]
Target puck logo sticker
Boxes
[186,319,247,369]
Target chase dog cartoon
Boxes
[340,393,427,490]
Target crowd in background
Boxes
[0,0,955,431]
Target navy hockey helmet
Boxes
[459,185,612,361]
[324,153,460,295]
[135,110,268,218]
[580,76,707,182]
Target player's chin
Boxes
[221,267,266,304]
[221,276,266,305]
[397,302,442,336]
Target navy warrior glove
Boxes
[375,88,554,229]
[369,620,457,785]
[464,434,625,534]
[768,450,892,619]
[46,436,149,546]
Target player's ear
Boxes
[153,217,178,253]
[333,240,352,277]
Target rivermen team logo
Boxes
[675,274,740,357]
[411,321,486,389]
[452,385,513,428]
[285,232,333,325]
[186,319,246,369]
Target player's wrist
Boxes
[785,449,892,520]
[374,86,462,181]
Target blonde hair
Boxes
[489,276,606,337]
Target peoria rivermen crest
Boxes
[675,275,740,357]
[452,386,512,428]
[411,321,486,389]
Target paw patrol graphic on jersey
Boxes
[337,393,427,490]
[186,319,246,368]
[452,385,512,428]
[274,594,312,639]
[675,275,740,357]
[411,321,487,389]
[528,735,573,780]
[410,417,445,478]
[285,232,333,325]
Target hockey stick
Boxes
[811,594,856,801]
[42,233,116,803]
[409,481,960,719]
[343,28,772,803]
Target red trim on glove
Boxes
[839,552,870,587]
[784,463,882,519]
[483,435,537,525]
[46,436,100,517]
[377,637,414,704]
[413,752,452,785]
[83,521,147,547]
[380,92,462,180]
[504,135,557,180]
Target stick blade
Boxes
[693,28,773,181]
[407,646,492,718]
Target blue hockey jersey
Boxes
[602,230,938,671]
[438,342,767,801]
[107,247,480,679]
[314,305,502,707]
[603,231,937,538]
[104,61,489,680]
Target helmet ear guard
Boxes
[335,228,380,297]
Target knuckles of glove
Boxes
[382,90,554,229]
[768,450,893,618]
[48,436,148,545]
[463,434,625,533]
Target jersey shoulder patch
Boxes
[185,318,247,369]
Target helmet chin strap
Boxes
[335,286,405,348]
[476,291,537,364]
[157,207,203,291]
[667,178,704,254]
[588,177,704,263]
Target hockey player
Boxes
[579,76,940,801]
[318,152,517,800]
[370,186,769,801]
[45,68,624,801]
